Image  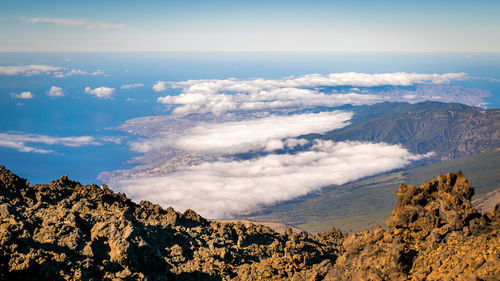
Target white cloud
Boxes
[0,65,105,78]
[84,86,115,99]
[153,81,167,92]
[158,88,381,115]
[66,69,88,76]
[121,83,144,89]
[24,17,124,30]
[10,91,34,99]
[48,86,64,97]
[169,72,468,92]
[403,94,417,99]
[0,65,62,76]
[54,69,105,78]
[110,140,432,218]
[104,72,472,218]
[285,138,309,149]
[0,132,120,154]
[129,111,352,154]
[174,111,352,154]
[156,72,468,115]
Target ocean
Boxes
[1,52,499,184]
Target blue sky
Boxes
[1,0,499,52]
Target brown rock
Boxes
[0,166,498,280]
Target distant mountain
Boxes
[307,101,500,161]
[0,166,499,280]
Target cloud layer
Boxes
[84,86,115,99]
[111,140,432,218]
[130,111,352,154]
[0,65,106,78]
[0,65,62,76]
[156,72,468,115]
[0,132,120,154]
[106,72,469,218]
[175,111,352,153]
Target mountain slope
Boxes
[245,149,500,233]
[0,166,499,280]
[307,101,500,161]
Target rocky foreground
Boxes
[0,166,498,280]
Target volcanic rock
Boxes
[0,166,498,280]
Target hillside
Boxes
[307,101,500,161]
[245,149,500,233]
[0,166,499,280]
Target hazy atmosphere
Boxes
[1,0,500,280]
[1,0,500,52]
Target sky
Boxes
[1,0,500,52]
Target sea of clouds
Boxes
[111,140,432,218]
[1,68,473,216]
[100,72,475,217]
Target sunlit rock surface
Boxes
[0,166,498,280]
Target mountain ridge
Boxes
[301,101,500,161]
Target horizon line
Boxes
[1,50,500,54]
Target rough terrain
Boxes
[0,166,498,280]
[321,102,500,161]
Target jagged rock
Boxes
[332,171,499,280]
[0,166,498,280]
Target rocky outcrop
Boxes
[0,166,498,280]
[329,171,500,281]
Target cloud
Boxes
[168,72,468,92]
[156,72,468,115]
[65,69,88,76]
[0,65,62,76]
[84,86,115,99]
[158,87,382,115]
[24,17,123,30]
[129,111,352,154]
[105,72,473,218]
[174,111,352,154]
[0,132,120,154]
[0,65,105,78]
[25,17,86,26]
[47,86,64,97]
[153,81,167,92]
[121,83,144,89]
[10,91,34,99]
[110,140,432,218]
[403,94,417,99]
[54,69,105,78]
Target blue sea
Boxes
[1,52,500,184]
